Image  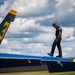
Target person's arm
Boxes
[57,31,62,39]
[56,31,62,42]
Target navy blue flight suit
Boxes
[50,27,62,57]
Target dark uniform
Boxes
[50,26,62,57]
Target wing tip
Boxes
[9,9,17,16]
[73,58,75,62]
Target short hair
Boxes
[52,22,58,26]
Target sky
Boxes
[0,0,75,57]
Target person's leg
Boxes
[50,39,57,56]
[57,38,62,57]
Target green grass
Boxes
[0,71,75,75]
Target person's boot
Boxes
[56,55,62,58]
[47,53,52,56]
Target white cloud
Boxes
[1,39,8,45]
[62,27,74,39]
[52,0,75,27]
[23,38,31,42]
[67,36,75,41]
[0,0,56,17]
[8,14,54,34]
[31,33,54,43]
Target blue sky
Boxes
[0,0,75,57]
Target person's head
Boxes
[52,22,59,29]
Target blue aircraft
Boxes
[0,9,75,73]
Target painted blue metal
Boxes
[42,56,73,62]
[0,53,74,62]
[0,53,42,59]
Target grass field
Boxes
[0,71,75,75]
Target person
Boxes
[48,22,62,57]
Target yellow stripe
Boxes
[73,59,75,62]
[0,22,9,40]
[9,9,17,16]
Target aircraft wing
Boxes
[0,53,75,72]
[0,9,17,44]
[0,53,75,62]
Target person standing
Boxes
[48,22,62,57]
